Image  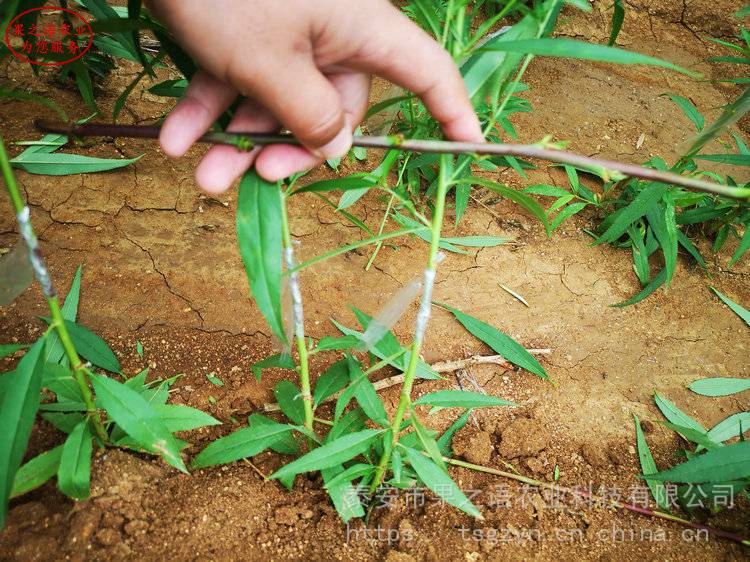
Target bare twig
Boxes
[262,350,551,412]
[35,121,750,200]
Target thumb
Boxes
[242,60,352,159]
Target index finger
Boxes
[346,8,483,142]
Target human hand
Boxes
[149,0,483,192]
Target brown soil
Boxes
[1,1,749,561]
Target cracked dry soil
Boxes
[1,1,749,561]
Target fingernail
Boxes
[312,124,352,159]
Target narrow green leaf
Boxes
[596,184,668,244]
[11,152,141,175]
[313,359,350,408]
[292,175,377,195]
[661,94,704,131]
[411,410,446,470]
[314,335,360,353]
[653,392,707,433]
[688,377,750,397]
[57,420,93,500]
[648,441,750,483]
[147,78,188,97]
[729,227,750,267]
[91,374,187,472]
[191,422,296,469]
[236,172,286,343]
[415,390,516,409]
[250,353,295,382]
[55,320,121,373]
[694,153,750,166]
[0,344,28,360]
[439,236,509,248]
[323,463,375,490]
[321,465,365,522]
[435,303,548,380]
[346,355,388,426]
[0,338,45,526]
[660,422,719,450]
[274,380,306,425]
[608,0,625,46]
[270,429,383,481]
[403,447,481,518]
[41,412,84,434]
[249,414,300,455]
[44,265,82,365]
[458,178,550,235]
[10,445,63,499]
[634,415,669,510]
[437,410,473,456]
[612,267,667,307]
[710,287,750,327]
[707,413,750,443]
[153,404,221,433]
[479,38,699,77]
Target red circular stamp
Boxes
[4,6,93,66]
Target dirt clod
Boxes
[497,418,547,458]
[581,442,610,468]
[452,427,494,465]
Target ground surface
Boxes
[1,1,749,561]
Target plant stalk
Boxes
[35,121,749,200]
[370,155,452,492]
[444,456,750,547]
[279,191,314,435]
[0,134,107,442]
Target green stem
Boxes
[280,192,314,435]
[0,134,107,442]
[370,155,451,492]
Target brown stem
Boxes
[36,121,750,200]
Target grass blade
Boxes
[415,390,516,409]
[688,377,750,397]
[191,422,296,469]
[10,445,63,499]
[57,420,93,500]
[710,287,750,327]
[634,414,669,510]
[648,441,750,483]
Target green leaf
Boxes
[458,178,550,235]
[236,172,286,343]
[596,184,669,244]
[0,344,28,360]
[191,422,296,469]
[403,446,481,518]
[439,236,509,248]
[479,38,699,77]
[321,465,365,522]
[461,10,540,103]
[684,87,750,158]
[653,392,707,433]
[437,410,473,456]
[435,303,548,380]
[410,410,446,470]
[694,153,750,166]
[0,338,45,527]
[10,445,63,499]
[205,373,224,387]
[660,422,719,450]
[44,266,82,365]
[274,380,306,425]
[322,463,375,490]
[710,287,750,327]
[648,441,750,483]
[729,227,750,267]
[10,152,141,176]
[0,84,67,120]
[250,353,295,382]
[646,202,678,288]
[634,415,669,510]
[249,414,300,455]
[314,335,360,353]
[147,78,188,97]
[332,309,440,380]
[56,320,121,374]
[409,0,441,37]
[346,355,388,426]
[313,359,350,408]
[57,420,93,500]
[270,429,383,481]
[91,374,187,473]
[661,94,704,131]
[608,0,625,46]
[153,404,221,433]
[292,174,377,195]
[41,412,84,434]
[688,377,750,397]
[707,413,750,443]
[612,267,667,307]
[415,390,516,409]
